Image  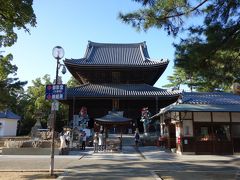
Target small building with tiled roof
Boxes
[63,41,180,132]
[154,91,240,155]
[0,110,21,137]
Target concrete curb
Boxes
[0,169,65,172]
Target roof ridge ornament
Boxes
[139,44,147,62]
[143,41,147,48]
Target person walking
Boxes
[134,129,140,147]
[81,131,86,150]
[93,132,99,152]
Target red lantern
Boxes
[80,106,87,117]
[177,137,181,144]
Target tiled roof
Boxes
[154,92,240,116]
[0,110,21,119]
[158,104,240,113]
[67,84,180,98]
[95,111,132,124]
[181,92,240,105]
[64,41,168,67]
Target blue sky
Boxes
[4,0,183,88]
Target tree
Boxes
[67,76,81,88]
[119,0,240,91]
[162,67,191,90]
[18,75,69,135]
[16,75,51,135]
[0,0,36,47]
[119,0,239,36]
[0,0,36,113]
[173,17,240,91]
[0,0,37,134]
[0,54,27,110]
[119,0,209,36]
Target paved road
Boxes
[0,135,240,179]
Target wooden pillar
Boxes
[120,127,123,150]
[210,112,214,154]
[72,97,75,117]
[155,96,159,114]
[104,126,108,151]
[230,112,234,154]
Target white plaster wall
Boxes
[232,113,240,122]
[181,112,192,120]
[171,112,180,121]
[183,120,193,137]
[194,112,211,122]
[2,119,18,137]
[212,112,230,122]
[0,119,4,136]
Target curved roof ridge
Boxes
[139,45,147,62]
[83,41,92,58]
[88,41,146,47]
[64,41,169,68]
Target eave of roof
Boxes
[0,110,21,119]
[64,58,168,68]
[66,83,180,99]
[164,104,240,113]
[95,111,132,125]
[95,117,132,124]
[153,92,240,118]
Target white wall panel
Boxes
[212,112,230,122]
[194,112,211,122]
[232,113,240,122]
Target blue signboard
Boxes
[45,84,67,100]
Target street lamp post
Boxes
[50,46,65,176]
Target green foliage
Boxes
[0,54,27,110]
[0,0,37,133]
[120,0,240,91]
[67,76,81,87]
[17,75,69,135]
[119,0,206,36]
[163,67,189,90]
[174,20,240,91]
[15,75,51,135]
[119,0,239,36]
[0,0,36,47]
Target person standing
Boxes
[64,130,70,147]
[98,131,104,151]
[59,132,67,154]
[81,131,86,150]
[78,131,83,149]
[93,132,99,152]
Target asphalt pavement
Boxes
[0,135,240,180]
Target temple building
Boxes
[154,92,240,155]
[63,41,179,132]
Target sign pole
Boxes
[50,104,56,176]
[49,46,65,177]
[50,57,59,176]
